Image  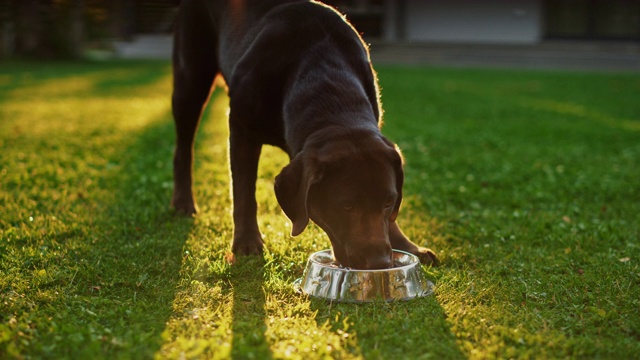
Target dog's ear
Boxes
[384,140,405,222]
[274,153,320,236]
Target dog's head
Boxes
[274,128,404,269]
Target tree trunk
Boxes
[16,0,44,56]
[69,0,84,57]
[8,0,84,59]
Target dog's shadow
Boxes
[308,274,464,359]
[228,256,273,359]
[70,108,194,356]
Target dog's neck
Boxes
[283,54,380,156]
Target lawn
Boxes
[1,60,639,359]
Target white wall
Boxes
[401,0,542,44]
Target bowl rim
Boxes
[307,249,420,273]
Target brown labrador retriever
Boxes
[171,0,438,269]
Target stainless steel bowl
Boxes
[294,249,434,302]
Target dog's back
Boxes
[213,0,381,154]
[171,0,438,266]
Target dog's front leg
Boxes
[389,221,439,266]
[229,121,264,256]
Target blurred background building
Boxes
[1,0,638,69]
[335,0,640,44]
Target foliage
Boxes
[1,0,116,59]
[1,61,639,359]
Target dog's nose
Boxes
[346,241,393,269]
[364,253,393,270]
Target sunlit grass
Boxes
[1,61,639,359]
[154,90,359,359]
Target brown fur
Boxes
[171,0,437,269]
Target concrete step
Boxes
[113,35,172,59]
[110,34,640,71]
[368,41,640,71]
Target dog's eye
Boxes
[342,201,354,212]
[384,196,395,209]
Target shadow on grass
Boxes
[298,212,463,357]
[0,60,194,357]
[308,281,464,359]
[229,257,273,359]
[71,111,194,356]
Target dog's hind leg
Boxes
[171,0,218,215]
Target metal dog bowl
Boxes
[293,249,434,302]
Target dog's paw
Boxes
[171,196,198,216]
[231,237,264,257]
[414,247,439,267]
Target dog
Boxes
[171,0,438,269]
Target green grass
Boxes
[1,60,639,359]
